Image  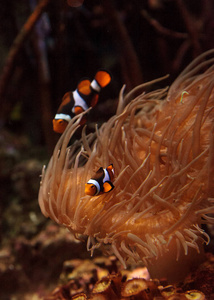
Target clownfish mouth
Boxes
[52,119,69,133]
[85,182,99,196]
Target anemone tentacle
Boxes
[39,49,214,268]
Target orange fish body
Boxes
[85,164,115,196]
[53,70,111,133]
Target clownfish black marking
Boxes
[53,70,111,133]
[85,164,115,196]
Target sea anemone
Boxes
[39,49,214,281]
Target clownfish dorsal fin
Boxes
[103,181,114,193]
[93,167,104,180]
[61,92,72,105]
[94,70,111,88]
[77,79,91,95]
[96,167,104,175]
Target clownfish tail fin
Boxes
[107,164,115,178]
[107,164,114,171]
[94,70,112,89]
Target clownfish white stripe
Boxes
[91,79,101,93]
[54,113,72,122]
[103,168,110,183]
[72,90,89,113]
[87,179,100,195]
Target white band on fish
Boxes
[54,113,72,122]
[91,80,101,93]
[87,179,100,196]
[103,168,110,182]
[72,90,89,113]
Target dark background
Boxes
[1,0,214,153]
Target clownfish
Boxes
[85,164,115,196]
[53,70,112,133]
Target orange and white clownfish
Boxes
[53,70,111,133]
[85,164,115,196]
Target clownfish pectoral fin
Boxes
[74,106,84,115]
[94,70,111,88]
[103,181,114,193]
[78,79,91,95]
